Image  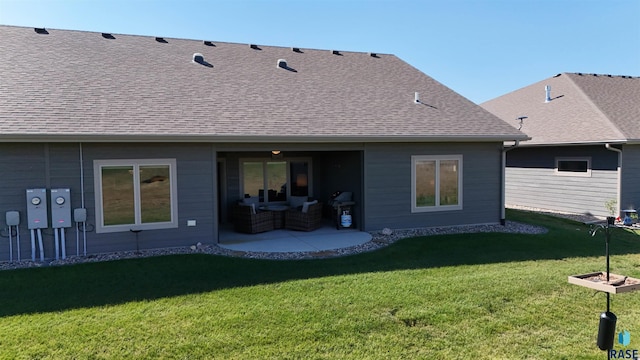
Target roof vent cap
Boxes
[545,85,551,103]
[34,27,48,34]
[249,44,260,50]
[155,37,168,43]
[277,59,288,69]
[203,40,215,46]
[331,50,341,55]
[291,47,302,53]
[192,53,213,68]
[102,33,115,39]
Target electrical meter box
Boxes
[26,188,48,229]
[50,188,72,228]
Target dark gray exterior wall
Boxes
[505,145,619,217]
[0,143,217,261]
[362,142,504,231]
[621,144,640,211]
[2,140,511,260]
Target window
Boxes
[411,155,463,212]
[94,159,178,233]
[240,159,311,203]
[555,157,591,177]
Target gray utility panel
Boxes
[26,188,48,229]
[50,188,72,228]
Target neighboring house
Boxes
[482,72,640,218]
[0,25,527,260]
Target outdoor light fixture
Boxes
[271,150,283,159]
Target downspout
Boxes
[605,143,622,218]
[501,140,520,225]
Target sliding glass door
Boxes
[241,159,311,204]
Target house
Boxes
[482,73,640,218]
[0,25,527,260]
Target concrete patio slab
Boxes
[218,225,371,253]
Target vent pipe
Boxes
[545,85,551,103]
[414,92,420,104]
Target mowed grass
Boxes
[1,210,639,359]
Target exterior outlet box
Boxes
[187,220,196,227]
[26,188,48,229]
[6,211,20,226]
[50,188,72,228]
[74,208,87,223]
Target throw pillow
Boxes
[302,200,318,213]
[289,195,308,209]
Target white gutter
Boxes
[605,143,622,217]
[501,140,520,225]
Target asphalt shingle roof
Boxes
[481,72,640,145]
[0,25,527,143]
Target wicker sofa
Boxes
[232,204,274,234]
[285,201,323,231]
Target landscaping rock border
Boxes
[1,220,546,271]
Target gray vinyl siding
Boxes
[0,143,217,260]
[621,144,640,210]
[362,142,503,231]
[505,146,618,217]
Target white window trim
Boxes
[239,157,313,203]
[554,157,592,177]
[94,159,178,233]
[411,155,463,213]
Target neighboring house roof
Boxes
[0,25,526,143]
[481,72,640,146]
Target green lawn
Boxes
[1,210,639,359]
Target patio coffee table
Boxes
[258,205,289,229]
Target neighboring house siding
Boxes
[363,142,502,231]
[0,143,217,260]
[621,144,640,211]
[505,146,618,217]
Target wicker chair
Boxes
[285,202,323,231]
[232,205,274,234]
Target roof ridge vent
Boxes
[155,37,168,43]
[102,33,115,39]
[34,28,49,34]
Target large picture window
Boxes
[411,155,463,212]
[94,159,178,233]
